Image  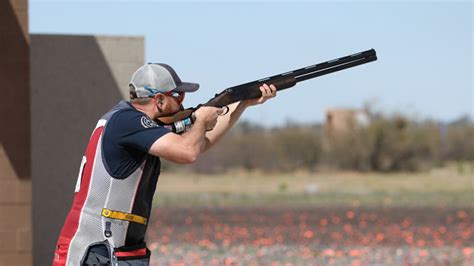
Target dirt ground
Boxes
[147,206,473,265]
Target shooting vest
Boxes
[54,102,162,265]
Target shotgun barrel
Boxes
[205,49,377,108]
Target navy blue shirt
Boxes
[102,101,171,178]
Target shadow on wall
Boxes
[31,35,123,265]
[0,0,30,179]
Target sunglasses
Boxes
[144,86,185,105]
[165,90,185,105]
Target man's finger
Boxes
[263,84,271,96]
[270,84,277,93]
[264,84,275,97]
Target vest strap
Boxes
[101,208,148,225]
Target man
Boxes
[53,63,276,265]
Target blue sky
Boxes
[30,0,473,126]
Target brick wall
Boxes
[0,148,31,265]
[0,0,32,265]
[0,1,144,264]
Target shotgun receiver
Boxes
[159,49,377,133]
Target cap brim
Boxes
[175,82,199,92]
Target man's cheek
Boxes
[173,103,182,113]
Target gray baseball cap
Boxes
[129,63,199,99]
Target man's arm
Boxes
[203,101,248,152]
[204,84,277,151]
[148,107,221,163]
[149,84,275,163]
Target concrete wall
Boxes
[0,0,32,265]
[31,34,143,265]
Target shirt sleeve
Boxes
[108,109,172,153]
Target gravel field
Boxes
[147,206,473,265]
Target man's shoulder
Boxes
[112,109,158,126]
[102,101,146,126]
[110,107,142,121]
[105,103,163,134]
[103,101,139,118]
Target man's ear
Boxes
[155,93,165,105]
[154,93,164,113]
[153,93,163,104]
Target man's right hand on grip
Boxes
[194,106,223,131]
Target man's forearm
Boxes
[203,101,249,151]
[182,119,211,155]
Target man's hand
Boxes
[194,106,223,131]
[243,83,277,107]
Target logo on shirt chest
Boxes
[141,116,159,128]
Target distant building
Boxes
[324,108,370,137]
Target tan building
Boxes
[324,108,370,137]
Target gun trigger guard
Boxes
[220,106,230,116]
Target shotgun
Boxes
[159,49,377,133]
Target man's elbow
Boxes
[181,148,199,164]
[183,153,198,164]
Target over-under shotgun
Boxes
[160,49,377,133]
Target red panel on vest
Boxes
[53,126,104,265]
